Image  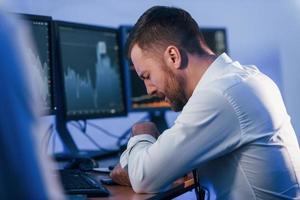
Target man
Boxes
[110,6,300,199]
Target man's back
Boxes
[196,53,300,199]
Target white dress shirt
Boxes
[120,53,300,199]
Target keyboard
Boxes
[59,169,110,197]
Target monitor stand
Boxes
[54,116,118,161]
[148,110,168,133]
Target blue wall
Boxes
[6,0,300,152]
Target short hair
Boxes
[126,6,210,58]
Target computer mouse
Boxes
[64,158,99,171]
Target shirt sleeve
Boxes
[120,134,156,169]
[120,88,242,193]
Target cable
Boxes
[52,129,56,154]
[115,114,150,150]
[46,128,54,154]
[41,123,53,146]
[68,115,150,154]
[75,120,87,133]
[116,128,131,148]
[77,120,126,151]
[69,122,118,152]
[70,121,81,130]
[86,121,120,139]
[81,131,116,152]
[43,124,54,154]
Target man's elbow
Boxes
[132,184,159,194]
[130,177,166,194]
[132,184,151,194]
[131,177,155,193]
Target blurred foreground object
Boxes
[0,9,64,200]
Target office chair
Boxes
[193,170,206,200]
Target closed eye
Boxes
[140,72,149,80]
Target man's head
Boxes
[127,6,213,111]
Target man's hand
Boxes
[110,122,159,186]
[110,163,131,186]
[131,122,160,139]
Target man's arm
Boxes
[110,122,159,186]
[113,89,242,193]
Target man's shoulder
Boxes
[200,63,262,95]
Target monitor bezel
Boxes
[20,13,56,115]
[201,27,229,55]
[119,25,171,112]
[54,20,128,121]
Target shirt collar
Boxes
[194,53,233,92]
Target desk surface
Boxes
[90,175,195,200]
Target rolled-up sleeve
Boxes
[120,88,242,193]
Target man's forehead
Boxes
[130,44,144,74]
[130,44,163,75]
[131,44,144,60]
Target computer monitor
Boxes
[54,21,127,159]
[21,14,55,115]
[119,26,228,132]
[201,28,228,55]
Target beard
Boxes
[163,70,188,112]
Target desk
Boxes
[60,156,197,200]
[90,176,195,200]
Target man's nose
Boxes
[145,81,157,96]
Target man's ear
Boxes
[163,46,181,69]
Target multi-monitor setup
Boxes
[23,14,228,160]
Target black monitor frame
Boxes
[54,21,128,159]
[201,27,229,55]
[55,21,128,121]
[21,13,56,115]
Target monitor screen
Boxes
[202,28,228,55]
[56,21,127,120]
[22,14,55,114]
[119,26,228,111]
